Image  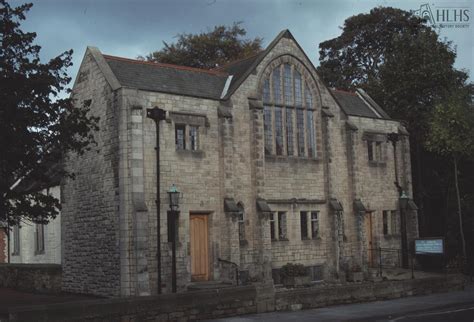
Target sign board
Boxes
[415,238,444,255]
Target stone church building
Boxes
[63,30,418,297]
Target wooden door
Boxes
[365,212,374,266]
[190,214,209,281]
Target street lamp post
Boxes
[168,184,181,293]
[399,191,409,268]
[146,106,166,294]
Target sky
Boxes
[13,0,474,84]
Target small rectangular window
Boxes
[383,211,389,235]
[275,107,283,155]
[263,79,271,103]
[375,142,382,161]
[189,125,198,151]
[307,110,316,158]
[368,141,374,161]
[278,211,287,240]
[264,106,273,155]
[296,109,305,156]
[368,140,383,162]
[311,211,319,239]
[12,225,20,255]
[300,211,308,240]
[284,64,293,105]
[35,223,45,253]
[269,213,276,241]
[286,108,294,156]
[273,67,282,104]
[238,212,245,241]
[294,72,302,106]
[390,210,398,234]
[175,124,186,150]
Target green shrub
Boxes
[280,263,308,277]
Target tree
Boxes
[426,90,474,260]
[318,7,466,131]
[317,6,469,235]
[143,22,263,69]
[0,0,98,226]
[318,7,431,91]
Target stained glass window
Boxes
[286,108,294,156]
[284,64,292,105]
[264,106,273,155]
[275,106,283,155]
[262,64,317,158]
[273,67,281,104]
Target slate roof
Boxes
[331,89,390,119]
[98,30,391,120]
[104,55,229,100]
[14,161,62,193]
[216,51,265,98]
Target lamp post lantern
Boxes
[399,190,409,268]
[168,184,181,293]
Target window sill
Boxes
[368,161,386,167]
[35,250,45,255]
[265,155,322,164]
[301,237,322,244]
[271,238,289,242]
[176,149,204,158]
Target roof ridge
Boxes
[214,51,263,71]
[103,54,228,76]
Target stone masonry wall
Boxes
[63,33,417,296]
[62,51,121,297]
[0,263,61,293]
[346,115,416,268]
[129,89,222,293]
[226,35,359,279]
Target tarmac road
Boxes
[209,284,474,322]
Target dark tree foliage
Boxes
[0,0,98,226]
[318,7,430,90]
[318,6,466,133]
[144,22,263,69]
[317,6,472,259]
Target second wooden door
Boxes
[190,214,209,281]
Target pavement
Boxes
[0,288,100,314]
[209,284,474,322]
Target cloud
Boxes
[21,0,471,84]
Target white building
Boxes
[8,166,62,264]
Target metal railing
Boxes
[369,247,402,268]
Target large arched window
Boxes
[263,63,316,158]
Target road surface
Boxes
[209,284,474,321]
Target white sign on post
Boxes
[415,238,444,255]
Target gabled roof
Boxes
[103,55,229,100]
[331,89,391,119]
[215,51,266,98]
[87,29,311,102]
[217,29,306,99]
[86,30,391,121]
[13,161,62,193]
